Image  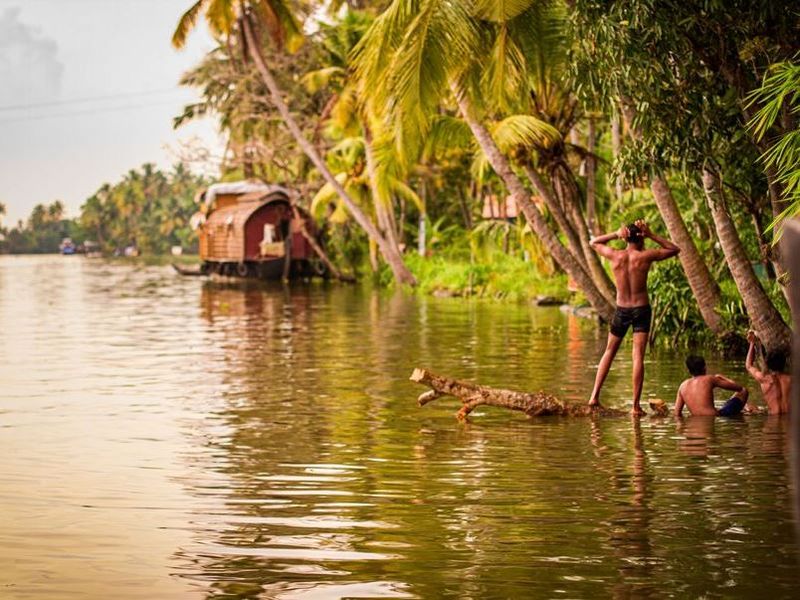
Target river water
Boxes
[0,255,797,599]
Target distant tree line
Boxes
[0,164,208,255]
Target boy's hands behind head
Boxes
[634,219,651,236]
[617,225,630,240]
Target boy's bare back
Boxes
[749,371,790,415]
[746,332,791,415]
[676,374,746,417]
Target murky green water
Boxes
[0,255,797,599]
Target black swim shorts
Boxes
[609,305,652,338]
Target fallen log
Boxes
[410,368,636,419]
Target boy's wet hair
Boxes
[765,351,786,373]
[686,355,706,376]
[627,223,644,244]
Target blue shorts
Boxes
[718,396,745,417]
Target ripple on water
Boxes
[0,256,798,599]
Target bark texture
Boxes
[411,368,626,419]
[702,168,791,353]
[650,176,725,334]
[242,14,416,285]
[452,87,615,322]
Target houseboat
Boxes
[186,181,324,280]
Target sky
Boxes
[0,0,225,225]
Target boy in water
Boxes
[674,355,749,417]
[746,331,791,415]
[588,219,680,415]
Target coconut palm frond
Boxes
[492,114,561,152]
[173,0,207,48]
[390,178,425,214]
[423,115,475,159]
[483,23,528,113]
[472,0,536,23]
[256,0,305,53]
[310,173,349,218]
[300,66,347,93]
[205,0,237,39]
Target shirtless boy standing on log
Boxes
[746,331,791,415]
[588,220,680,415]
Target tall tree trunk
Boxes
[242,14,416,285]
[650,176,725,335]
[702,168,791,353]
[522,166,587,270]
[553,166,617,303]
[611,114,623,200]
[364,128,405,261]
[586,117,598,234]
[524,165,616,305]
[451,86,614,322]
[621,101,726,335]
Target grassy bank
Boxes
[404,252,569,301]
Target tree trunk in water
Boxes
[701,168,791,354]
[242,14,416,286]
[451,86,614,322]
[586,117,598,234]
[411,368,626,419]
[650,176,725,335]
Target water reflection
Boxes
[0,257,798,599]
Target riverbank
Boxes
[404,252,570,301]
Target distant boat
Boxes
[59,238,76,255]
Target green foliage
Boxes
[0,201,81,254]
[79,163,209,255]
[749,58,800,231]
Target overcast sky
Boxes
[0,0,224,225]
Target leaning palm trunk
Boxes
[586,117,599,235]
[650,176,726,335]
[523,165,616,305]
[241,14,416,285]
[452,87,614,322]
[363,129,405,261]
[701,168,791,354]
[552,165,617,303]
[621,103,726,335]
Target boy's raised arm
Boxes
[590,226,626,259]
[637,220,680,261]
[745,331,766,382]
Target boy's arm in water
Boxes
[590,226,627,259]
[674,387,685,416]
[713,374,749,403]
[636,220,680,261]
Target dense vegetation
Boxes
[4,1,798,353]
[0,164,208,255]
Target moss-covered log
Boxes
[410,368,644,419]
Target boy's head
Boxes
[686,355,706,376]
[765,351,786,373]
[626,223,644,248]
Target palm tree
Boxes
[353,0,615,320]
[701,168,791,354]
[172,0,417,284]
